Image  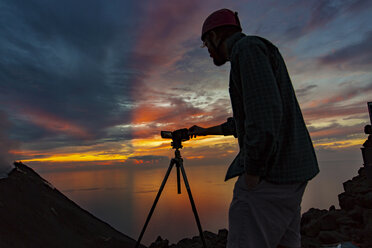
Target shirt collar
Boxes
[226,32,246,60]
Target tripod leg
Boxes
[177,165,181,194]
[135,159,175,248]
[179,162,208,248]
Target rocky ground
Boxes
[149,166,372,248]
[149,230,228,248]
[301,166,372,248]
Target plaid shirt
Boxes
[221,32,319,184]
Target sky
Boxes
[1,0,372,173]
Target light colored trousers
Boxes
[227,175,307,248]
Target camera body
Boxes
[161,128,190,149]
[365,125,372,135]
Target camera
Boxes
[161,128,190,149]
[365,102,372,135]
[365,125,372,135]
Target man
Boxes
[188,9,319,248]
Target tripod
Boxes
[135,145,207,248]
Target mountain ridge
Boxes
[0,162,146,248]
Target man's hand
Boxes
[188,125,207,138]
[244,173,260,190]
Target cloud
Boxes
[2,0,371,167]
[0,0,138,148]
[279,0,372,42]
[128,155,168,165]
[306,81,372,108]
[300,80,370,144]
[300,81,370,145]
[125,1,239,140]
[0,110,18,177]
[304,0,344,33]
[129,155,168,161]
[303,101,367,122]
[296,84,318,98]
[127,1,231,136]
[129,0,207,78]
[345,0,372,13]
[308,122,363,139]
[319,31,372,70]
[18,106,90,139]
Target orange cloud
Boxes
[129,1,217,140]
[315,138,364,149]
[310,125,361,138]
[18,106,90,139]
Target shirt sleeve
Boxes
[221,117,237,137]
[237,43,283,176]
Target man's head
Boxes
[201,9,242,66]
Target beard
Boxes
[209,46,227,66]
[213,56,227,66]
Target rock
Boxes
[363,222,372,246]
[350,229,364,244]
[360,192,372,209]
[301,208,330,238]
[202,231,217,240]
[347,205,363,223]
[177,238,195,248]
[301,219,321,237]
[318,230,349,244]
[338,225,352,237]
[0,162,144,248]
[320,214,338,231]
[336,215,358,227]
[152,230,227,248]
[50,207,58,216]
[363,209,372,225]
[217,229,228,243]
[301,208,327,226]
[343,180,354,193]
[191,236,201,243]
[343,177,372,194]
[301,236,321,248]
[149,236,169,248]
[339,192,356,210]
[358,167,366,176]
[365,166,372,182]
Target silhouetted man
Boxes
[189,9,319,248]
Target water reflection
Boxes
[38,158,362,246]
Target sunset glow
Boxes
[2,2,372,246]
[0,0,370,171]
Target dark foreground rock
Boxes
[0,162,145,248]
[150,167,372,248]
[149,229,227,248]
[301,166,372,248]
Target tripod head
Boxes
[161,128,190,149]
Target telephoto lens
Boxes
[161,131,173,139]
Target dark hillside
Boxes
[0,162,146,248]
